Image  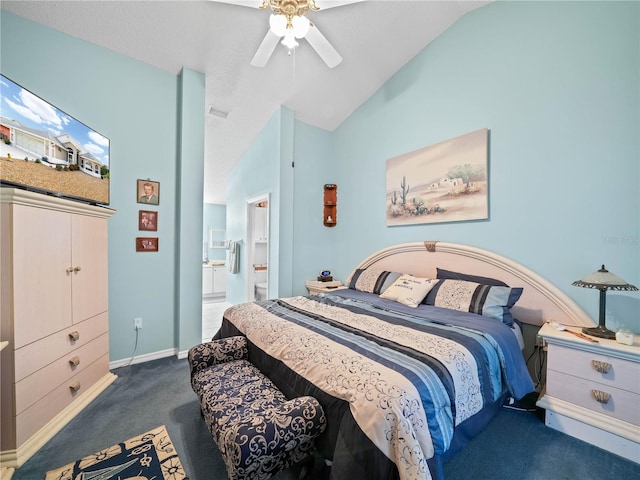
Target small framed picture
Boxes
[138,210,158,231]
[136,237,158,252]
[137,179,160,205]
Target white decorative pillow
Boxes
[380,275,438,308]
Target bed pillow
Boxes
[436,267,509,286]
[423,268,509,305]
[348,269,402,294]
[379,274,438,308]
[429,279,522,325]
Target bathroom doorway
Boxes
[246,194,270,302]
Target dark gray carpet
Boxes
[11,356,640,480]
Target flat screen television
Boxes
[0,74,110,206]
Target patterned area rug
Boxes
[44,425,188,480]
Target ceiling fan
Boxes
[210,0,365,68]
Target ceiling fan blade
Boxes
[313,0,366,10]
[251,30,281,68]
[305,24,342,68]
[207,0,263,7]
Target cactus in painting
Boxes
[391,190,398,205]
[400,176,409,206]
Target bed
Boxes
[214,241,594,480]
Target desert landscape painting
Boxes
[386,128,488,226]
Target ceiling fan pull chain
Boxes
[292,47,296,85]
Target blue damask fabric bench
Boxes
[188,336,327,480]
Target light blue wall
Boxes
[204,203,227,261]
[176,68,206,353]
[225,107,288,304]
[326,0,640,331]
[1,11,206,361]
[234,1,639,332]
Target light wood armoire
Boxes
[1,188,117,468]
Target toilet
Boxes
[254,268,267,300]
[255,282,268,300]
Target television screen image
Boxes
[0,74,110,205]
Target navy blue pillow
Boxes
[436,268,508,286]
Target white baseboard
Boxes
[109,348,177,369]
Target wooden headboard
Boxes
[347,241,595,328]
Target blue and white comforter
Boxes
[217,291,534,480]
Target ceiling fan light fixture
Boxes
[292,15,310,38]
[281,29,299,49]
[269,14,287,36]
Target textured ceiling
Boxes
[1,0,492,204]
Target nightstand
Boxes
[536,322,640,463]
[305,280,347,296]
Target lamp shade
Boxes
[572,265,639,291]
[269,14,287,37]
[281,30,299,49]
[291,15,310,38]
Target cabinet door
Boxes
[254,207,267,242]
[202,266,214,295]
[213,267,226,293]
[71,214,108,324]
[12,205,72,348]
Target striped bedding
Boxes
[216,290,534,480]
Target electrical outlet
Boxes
[134,317,143,330]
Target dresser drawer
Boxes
[14,312,108,382]
[547,344,640,394]
[15,353,109,446]
[14,333,108,415]
[547,370,640,426]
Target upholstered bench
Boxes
[188,336,326,480]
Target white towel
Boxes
[227,240,240,274]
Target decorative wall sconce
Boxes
[323,184,337,227]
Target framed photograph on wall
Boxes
[386,128,489,226]
[138,210,158,231]
[136,237,159,252]
[137,179,160,205]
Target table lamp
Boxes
[572,265,638,339]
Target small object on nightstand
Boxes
[318,269,333,282]
[616,329,635,346]
[564,329,598,343]
[549,321,566,331]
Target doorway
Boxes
[246,194,270,302]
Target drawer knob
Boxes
[68,331,80,341]
[591,389,610,404]
[69,380,81,392]
[66,267,74,274]
[73,266,81,273]
[68,356,80,366]
[591,360,611,374]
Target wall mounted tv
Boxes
[0,74,110,206]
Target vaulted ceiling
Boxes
[1,1,492,203]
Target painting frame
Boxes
[136,237,158,252]
[137,179,160,205]
[138,210,158,232]
[386,128,489,226]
